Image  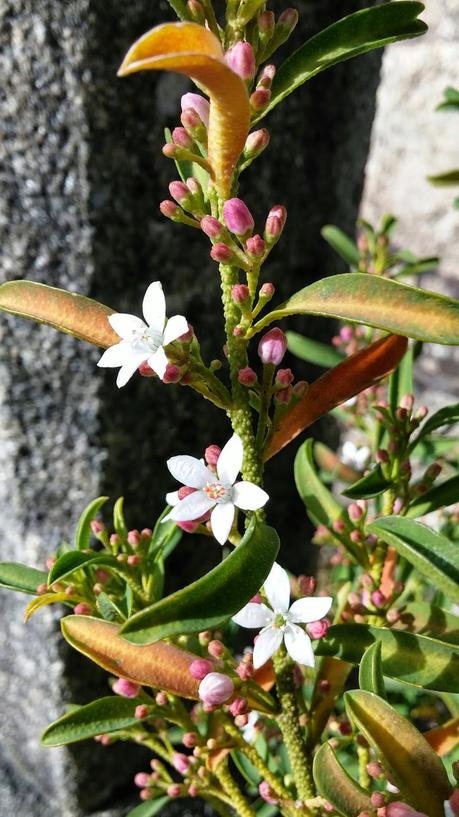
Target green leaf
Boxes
[48,551,119,584]
[41,696,152,746]
[249,273,459,346]
[344,690,451,815]
[428,169,459,186]
[412,402,459,445]
[126,799,170,817]
[359,641,386,698]
[367,516,459,604]
[0,562,48,595]
[389,344,414,412]
[436,86,459,111]
[164,126,192,182]
[120,518,279,644]
[343,464,392,499]
[393,602,459,647]
[258,3,427,120]
[286,330,344,368]
[313,742,372,817]
[113,496,128,540]
[97,592,126,622]
[316,623,459,692]
[406,475,459,518]
[75,496,109,551]
[321,225,361,267]
[232,750,261,787]
[396,256,439,277]
[0,280,117,347]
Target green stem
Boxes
[214,757,257,817]
[357,743,371,789]
[222,717,291,800]
[273,647,315,808]
[255,363,274,456]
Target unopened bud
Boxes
[163,364,182,384]
[332,518,346,534]
[181,92,210,128]
[275,386,292,404]
[367,761,383,779]
[113,678,141,698]
[183,731,199,748]
[223,198,254,236]
[258,327,287,366]
[376,448,390,464]
[156,691,168,705]
[307,619,330,639]
[210,242,233,263]
[257,65,276,88]
[246,234,266,257]
[260,282,275,299]
[278,8,299,34]
[90,519,105,535]
[348,502,363,522]
[172,752,191,775]
[169,180,193,207]
[189,658,213,680]
[229,697,247,717]
[225,41,256,80]
[127,529,141,547]
[208,639,224,658]
[370,792,386,807]
[172,127,193,148]
[250,87,271,112]
[276,368,293,386]
[199,673,234,706]
[205,444,221,466]
[259,781,278,805]
[232,284,250,304]
[371,590,386,608]
[167,783,182,798]
[200,215,224,239]
[135,704,150,719]
[264,204,287,241]
[244,129,270,160]
[400,393,414,412]
[238,367,257,386]
[36,582,49,595]
[73,602,91,615]
[134,772,151,788]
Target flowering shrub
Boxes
[1,2,459,816]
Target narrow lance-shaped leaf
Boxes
[0,562,48,595]
[313,742,372,817]
[286,330,344,369]
[411,402,459,447]
[126,799,171,817]
[48,551,119,585]
[41,696,157,746]
[367,517,459,604]
[256,2,427,120]
[316,623,459,693]
[0,281,117,347]
[391,601,459,647]
[428,169,459,186]
[343,464,392,500]
[120,518,279,644]
[321,225,361,268]
[344,690,451,816]
[266,334,407,459]
[389,343,414,412]
[249,273,459,346]
[406,474,459,518]
[75,496,109,551]
[117,22,250,197]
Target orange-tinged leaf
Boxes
[424,717,459,757]
[253,661,276,691]
[24,592,70,622]
[117,22,250,196]
[0,281,118,348]
[265,334,407,459]
[207,747,231,771]
[62,616,203,699]
[380,546,397,600]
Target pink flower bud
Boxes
[135,704,150,719]
[278,8,299,32]
[183,731,199,748]
[250,87,271,112]
[260,282,275,298]
[205,444,221,466]
[138,361,155,377]
[332,518,346,534]
[186,177,202,196]
[127,529,141,547]
[225,42,256,80]
[127,554,140,566]
[134,772,151,788]
[258,10,275,34]
[238,367,257,386]
[181,108,202,132]
[36,582,49,595]
[244,129,270,158]
[371,590,386,608]
[113,678,141,698]
[223,198,254,236]
[90,519,105,534]
[366,761,383,779]
[246,234,266,257]
[236,660,253,680]
[386,804,428,817]
[293,380,308,398]
[189,658,214,680]
[155,691,168,705]
[198,672,234,706]
[319,679,331,693]
[172,127,193,148]
[348,502,363,522]
[200,215,224,239]
[265,204,287,240]
[45,556,56,570]
[173,752,191,775]
[232,284,250,304]
[181,92,210,127]
[210,242,233,262]
[229,697,247,717]
[276,368,294,386]
[298,575,317,596]
[258,328,287,366]
[208,639,224,658]
[371,793,386,808]
[259,781,278,805]
[340,325,354,342]
[163,364,181,384]
[275,386,292,404]
[415,405,428,420]
[73,602,91,615]
[169,180,191,205]
[307,619,330,639]
[167,784,182,798]
[257,65,276,88]
[188,784,199,797]
[400,393,414,412]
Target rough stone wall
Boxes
[361,0,459,406]
[0,1,382,814]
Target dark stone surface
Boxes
[0,1,381,814]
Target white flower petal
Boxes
[284,624,315,667]
[109,313,146,341]
[116,353,149,387]
[165,490,180,506]
[148,346,168,380]
[253,626,283,669]
[444,802,454,817]
[263,562,290,614]
[217,434,243,486]
[163,314,188,346]
[289,596,333,624]
[142,281,166,332]
[232,602,274,629]
[97,341,135,368]
[210,502,235,545]
[233,482,269,511]
[167,455,214,489]
[167,490,214,522]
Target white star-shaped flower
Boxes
[163,433,269,545]
[232,562,332,669]
[97,281,188,387]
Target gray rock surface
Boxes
[0,1,383,814]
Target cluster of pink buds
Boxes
[332,323,367,356]
[255,8,299,67]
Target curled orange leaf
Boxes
[424,717,459,757]
[265,334,408,460]
[118,22,250,197]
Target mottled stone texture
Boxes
[0,1,381,814]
